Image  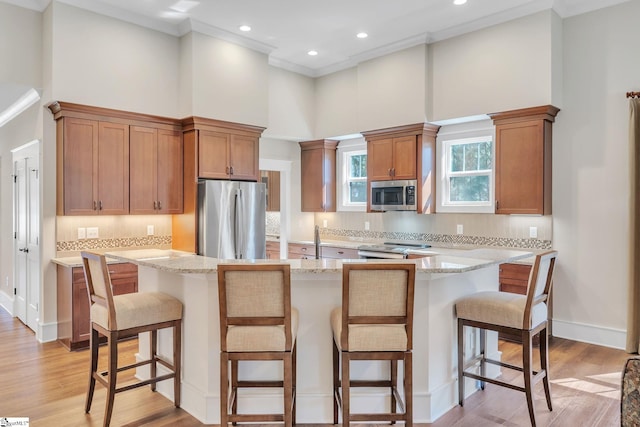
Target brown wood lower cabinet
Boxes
[266,240,281,259]
[287,243,316,259]
[57,262,138,350]
[320,246,359,259]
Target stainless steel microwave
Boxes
[370,179,417,211]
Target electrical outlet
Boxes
[364,221,370,231]
[323,219,328,228]
[147,225,154,236]
[77,227,86,239]
[529,226,538,239]
[456,224,463,235]
[86,227,99,239]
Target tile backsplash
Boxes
[56,215,173,254]
[313,211,553,250]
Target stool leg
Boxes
[104,331,118,427]
[457,319,465,406]
[333,339,339,425]
[284,352,293,427]
[85,327,99,413]
[292,343,297,424]
[390,359,397,423]
[220,352,229,427]
[174,321,182,407]
[540,326,552,411]
[231,359,239,423]
[523,330,537,427]
[405,351,413,427]
[341,352,350,427]
[480,328,486,390]
[150,330,157,392]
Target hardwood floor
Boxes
[0,306,631,426]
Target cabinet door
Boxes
[392,136,417,179]
[97,122,129,215]
[72,268,90,344]
[157,129,183,214]
[301,147,325,211]
[62,118,99,215]
[368,138,394,180]
[229,134,259,181]
[495,121,545,214]
[129,125,158,214]
[199,130,230,179]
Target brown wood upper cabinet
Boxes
[56,117,130,215]
[362,123,440,213]
[299,139,339,212]
[199,130,259,181]
[49,101,183,216]
[489,105,559,215]
[261,170,281,212]
[130,126,183,214]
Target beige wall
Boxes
[428,10,557,121]
[551,0,640,347]
[266,66,315,140]
[315,67,359,137]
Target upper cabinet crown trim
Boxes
[488,105,560,125]
[181,116,266,136]
[47,101,182,130]
[361,122,441,140]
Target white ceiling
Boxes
[2,0,630,77]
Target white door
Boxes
[13,141,40,332]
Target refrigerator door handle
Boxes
[234,189,244,259]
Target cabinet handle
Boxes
[496,200,499,210]
[392,168,396,177]
[153,201,157,210]
[157,200,162,210]
[388,168,392,176]
[93,201,97,211]
[226,166,230,174]
[230,166,234,175]
[99,200,103,211]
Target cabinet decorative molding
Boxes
[489,105,560,215]
[361,122,440,213]
[299,139,339,212]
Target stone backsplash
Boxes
[57,235,172,252]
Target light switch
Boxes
[323,219,328,228]
[456,224,463,235]
[364,221,370,231]
[77,227,86,239]
[529,227,538,239]
[87,227,99,238]
[147,225,154,236]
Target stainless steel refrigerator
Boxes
[197,180,266,259]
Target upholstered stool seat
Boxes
[218,263,297,427]
[81,251,182,427]
[332,263,416,427]
[456,250,557,427]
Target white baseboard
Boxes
[552,318,626,350]
[0,291,14,316]
[38,321,58,343]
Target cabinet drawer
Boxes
[288,243,316,257]
[321,246,358,259]
[499,263,531,281]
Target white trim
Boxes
[337,138,367,212]
[259,158,291,258]
[552,319,626,350]
[37,320,58,343]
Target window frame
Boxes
[436,121,495,213]
[337,139,367,212]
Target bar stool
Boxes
[456,250,558,427]
[217,263,297,427]
[81,251,183,427]
[331,263,416,426]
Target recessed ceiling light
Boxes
[356,32,368,39]
[307,50,318,56]
[239,25,251,32]
[454,0,467,5]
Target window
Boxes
[439,132,494,213]
[345,150,367,205]
[337,139,367,211]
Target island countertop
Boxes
[104,247,534,275]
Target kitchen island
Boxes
[105,247,533,423]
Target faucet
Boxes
[314,225,321,259]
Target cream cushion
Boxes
[330,307,408,352]
[226,308,299,352]
[455,291,547,330]
[91,292,183,331]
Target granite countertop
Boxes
[104,247,534,275]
